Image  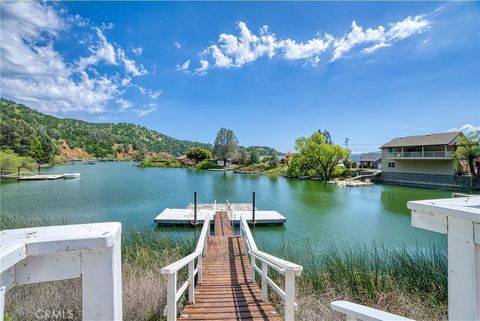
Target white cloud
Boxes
[131,47,143,56]
[176,60,190,73]
[117,98,133,110]
[448,124,480,134]
[280,34,334,64]
[190,15,430,74]
[117,48,147,76]
[385,15,429,41]
[135,103,157,116]
[77,28,117,71]
[138,86,161,99]
[194,60,209,76]
[174,41,182,49]
[0,1,151,114]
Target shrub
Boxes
[196,160,221,170]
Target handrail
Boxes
[160,213,211,321]
[330,301,414,321]
[226,200,236,234]
[235,205,302,321]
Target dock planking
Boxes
[17,174,64,180]
[179,212,281,321]
[155,204,286,226]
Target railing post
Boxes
[188,260,195,304]
[447,216,478,320]
[408,198,480,321]
[0,286,5,321]
[82,236,122,320]
[198,255,203,284]
[261,261,268,301]
[285,270,296,321]
[167,272,177,321]
[204,228,208,256]
[250,254,256,283]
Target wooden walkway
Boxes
[179,212,281,321]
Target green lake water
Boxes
[0,161,464,250]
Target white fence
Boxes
[0,222,123,321]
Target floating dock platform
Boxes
[18,174,64,181]
[154,203,287,225]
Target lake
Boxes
[0,161,460,250]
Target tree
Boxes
[239,150,251,165]
[250,149,260,164]
[454,131,480,176]
[318,129,333,144]
[186,147,213,163]
[213,128,238,166]
[288,131,350,181]
[268,152,279,168]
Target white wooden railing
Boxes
[408,196,479,321]
[330,301,414,321]
[234,204,303,321]
[160,212,212,321]
[332,196,480,321]
[0,222,123,321]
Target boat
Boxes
[63,172,81,179]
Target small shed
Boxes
[359,152,382,169]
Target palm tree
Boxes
[454,132,480,176]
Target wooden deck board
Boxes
[178,212,280,321]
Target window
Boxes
[388,162,395,168]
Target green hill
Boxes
[0,99,278,163]
[0,99,211,162]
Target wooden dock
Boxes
[155,203,286,225]
[17,174,64,180]
[179,212,281,321]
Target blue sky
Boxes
[1,1,479,153]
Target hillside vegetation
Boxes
[0,99,211,162]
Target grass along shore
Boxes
[1,214,447,321]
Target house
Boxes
[176,155,195,165]
[380,131,477,188]
[280,152,298,164]
[359,152,382,169]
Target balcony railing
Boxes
[385,150,453,158]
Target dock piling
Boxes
[251,192,257,224]
[192,192,199,225]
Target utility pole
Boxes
[345,138,350,150]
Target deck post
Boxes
[261,261,268,301]
[167,272,177,321]
[285,270,296,321]
[447,216,478,320]
[81,242,122,321]
[252,192,256,224]
[408,198,480,321]
[188,260,195,303]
